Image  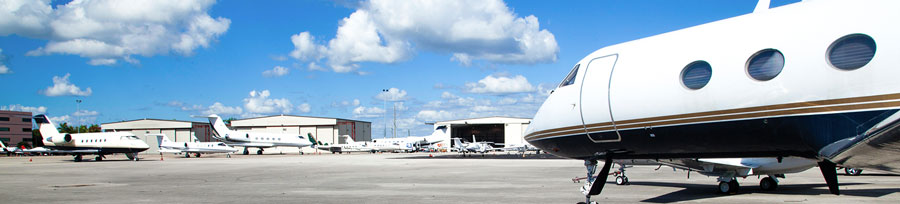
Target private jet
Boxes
[371,126,447,150]
[33,115,149,162]
[522,0,900,203]
[451,136,497,156]
[317,135,408,153]
[154,134,238,158]
[198,114,314,155]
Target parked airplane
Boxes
[451,136,496,156]
[1,142,22,156]
[522,0,900,202]
[372,126,447,149]
[154,134,238,158]
[317,135,408,153]
[198,114,314,155]
[33,114,149,162]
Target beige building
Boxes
[230,115,371,153]
[101,119,212,153]
[0,110,33,147]
[428,116,532,149]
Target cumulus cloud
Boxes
[3,0,230,66]
[243,90,293,114]
[40,73,92,96]
[416,110,454,122]
[0,48,10,74]
[72,109,98,117]
[262,66,289,77]
[465,74,534,94]
[353,106,385,118]
[289,0,558,72]
[204,102,243,115]
[375,88,407,101]
[1,104,47,114]
[297,103,311,113]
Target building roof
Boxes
[230,114,370,127]
[102,118,209,125]
[427,116,532,125]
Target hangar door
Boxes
[451,124,504,145]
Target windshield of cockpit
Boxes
[559,64,580,88]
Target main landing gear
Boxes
[716,177,740,194]
[257,149,264,155]
[614,163,629,185]
[74,154,83,162]
[578,157,613,204]
[95,155,105,161]
[243,147,250,155]
[759,176,778,191]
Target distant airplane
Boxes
[33,114,149,162]
[198,114,314,155]
[451,136,496,156]
[154,134,238,158]
[372,125,447,150]
[0,141,22,156]
[522,0,900,202]
[316,135,408,154]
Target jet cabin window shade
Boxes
[747,49,785,81]
[681,61,712,90]
[559,64,580,88]
[828,34,876,70]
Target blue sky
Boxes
[0,0,799,138]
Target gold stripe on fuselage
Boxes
[525,93,900,141]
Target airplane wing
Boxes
[820,114,900,172]
[657,158,755,177]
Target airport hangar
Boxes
[102,115,372,154]
[427,116,531,149]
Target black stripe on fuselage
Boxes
[527,109,898,160]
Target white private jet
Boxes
[451,136,497,156]
[198,114,314,155]
[1,141,23,156]
[154,134,238,158]
[33,114,149,162]
[317,135,408,154]
[522,0,900,202]
[371,126,447,150]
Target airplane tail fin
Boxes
[195,114,233,139]
[452,138,463,148]
[154,134,173,145]
[342,135,355,144]
[33,115,62,146]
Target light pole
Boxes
[382,89,388,139]
[75,99,82,133]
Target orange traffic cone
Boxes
[429,154,433,158]
[29,158,32,162]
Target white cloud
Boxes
[498,97,517,105]
[72,109,98,117]
[307,62,326,71]
[297,103,311,113]
[465,74,534,94]
[1,104,47,114]
[0,48,9,74]
[203,102,242,115]
[289,0,558,72]
[40,73,92,96]
[4,0,230,65]
[416,110,454,122]
[375,88,407,101]
[352,99,360,106]
[441,91,458,99]
[50,115,70,124]
[262,66,289,77]
[243,90,293,114]
[353,106,385,118]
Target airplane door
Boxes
[580,54,620,143]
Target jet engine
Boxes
[50,134,74,145]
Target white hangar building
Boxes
[229,115,371,153]
[101,119,212,153]
[428,116,531,149]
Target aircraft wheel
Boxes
[257,149,263,155]
[300,151,304,155]
[243,148,249,155]
[226,154,231,158]
[718,180,739,194]
[74,155,83,162]
[845,168,863,176]
[95,156,103,161]
[615,176,629,185]
[185,154,191,158]
[759,177,777,191]
[195,153,201,157]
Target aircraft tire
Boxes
[185,154,190,158]
[615,176,629,185]
[95,156,103,161]
[74,155,83,162]
[759,177,777,191]
[718,180,739,194]
[196,153,201,157]
[257,149,263,155]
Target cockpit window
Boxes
[559,64,580,88]
[217,143,227,146]
[298,136,305,139]
[121,136,140,140]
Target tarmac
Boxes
[1,152,898,203]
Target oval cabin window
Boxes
[747,49,785,81]
[681,61,712,90]
[828,34,876,70]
